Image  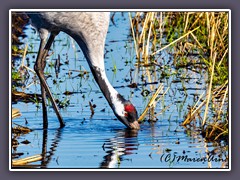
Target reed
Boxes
[130,11,229,141]
[12,154,42,166]
[12,108,21,119]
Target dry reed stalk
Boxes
[154,103,172,117]
[213,80,228,97]
[190,32,204,50]
[20,43,35,74]
[150,87,170,119]
[146,71,154,91]
[182,91,206,126]
[12,154,42,166]
[138,84,164,122]
[158,12,163,48]
[206,12,210,47]
[134,12,159,95]
[182,79,228,126]
[217,48,228,68]
[192,92,205,111]
[214,129,228,141]
[151,26,200,56]
[189,12,203,29]
[145,13,156,92]
[204,141,212,168]
[12,108,21,119]
[139,13,152,63]
[181,85,227,126]
[12,122,32,132]
[215,22,225,49]
[22,65,35,74]
[210,18,216,62]
[184,12,190,33]
[145,12,154,60]
[136,12,150,61]
[202,52,216,126]
[139,13,150,45]
[205,120,228,141]
[201,17,217,126]
[208,122,225,135]
[218,85,228,117]
[129,12,139,59]
[182,99,206,126]
[21,44,28,67]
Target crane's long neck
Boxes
[83,47,125,117]
[67,18,125,116]
[89,64,123,115]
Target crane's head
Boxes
[113,94,140,130]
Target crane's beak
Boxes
[129,120,140,130]
[119,116,140,130]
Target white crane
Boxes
[26,12,140,129]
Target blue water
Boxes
[11,12,228,169]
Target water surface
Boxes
[12,12,228,169]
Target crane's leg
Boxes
[34,31,65,128]
[36,38,48,128]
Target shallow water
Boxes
[11,12,228,169]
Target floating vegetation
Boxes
[12,123,32,135]
[12,108,21,119]
[12,122,32,161]
[12,90,42,103]
[12,154,42,166]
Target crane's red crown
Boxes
[124,104,136,113]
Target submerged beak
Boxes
[129,120,140,130]
[119,116,140,130]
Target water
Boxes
[11,12,228,169]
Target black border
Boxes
[1,0,239,179]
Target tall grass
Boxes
[130,11,229,142]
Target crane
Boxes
[26,12,140,129]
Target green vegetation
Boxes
[130,12,229,142]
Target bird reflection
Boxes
[40,128,63,168]
[100,129,139,168]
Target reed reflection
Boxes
[12,128,63,168]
